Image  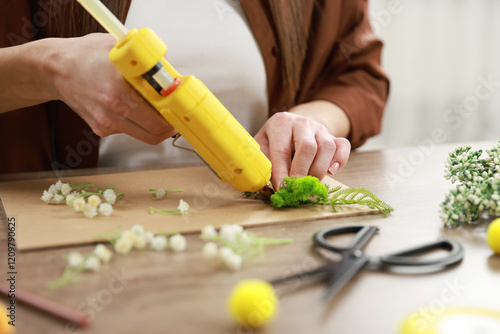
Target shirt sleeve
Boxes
[307,0,390,149]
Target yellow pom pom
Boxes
[0,301,14,334]
[228,279,278,328]
[487,218,500,254]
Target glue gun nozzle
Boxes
[259,181,275,197]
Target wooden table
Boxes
[1,141,499,334]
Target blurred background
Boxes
[362,0,500,150]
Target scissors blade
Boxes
[269,262,339,286]
[322,252,370,302]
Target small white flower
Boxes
[200,225,217,239]
[177,199,189,214]
[60,183,72,196]
[67,252,84,267]
[72,197,86,212]
[114,236,134,254]
[83,203,98,218]
[134,234,148,249]
[54,180,63,191]
[145,231,155,244]
[48,184,57,194]
[53,194,65,204]
[202,242,218,259]
[88,195,101,207]
[238,232,253,246]
[103,189,117,204]
[130,224,145,237]
[224,253,242,271]
[170,234,187,252]
[41,190,53,203]
[98,203,114,216]
[218,246,234,261]
[84,256,101,272]
[155,188,165,200]
[220,224,243,244]
[93,244,113,263]
[65,194,76,204]
[120,230,137,243]
[151,235,168,251]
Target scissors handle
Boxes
[377,238,464,268]
[313,225,380,253]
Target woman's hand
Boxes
[47,33,176,144]
[254,102,351,188]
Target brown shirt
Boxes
[0,0,389,173]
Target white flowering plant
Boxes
[47,224,187,289]
[200,223,292,271]
[150,199,190,215]
[440,142,500,227]
[46,243,114,289]
[149,187,183,200]
[41,181,123,218]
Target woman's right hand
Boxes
[46,33,176,144]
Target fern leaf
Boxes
[328,187,394,215]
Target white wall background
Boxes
[362,0,500,150]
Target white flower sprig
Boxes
[150,199,190,215]
[93,224,186,254]
[47,224,188,289]
[46,243,114,289]
[149,188,183,200]
[440,142,500,227]
[41,181,124,219]
[200,223,293,271]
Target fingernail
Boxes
[328,162,340,175]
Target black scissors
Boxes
[270,225,464,302]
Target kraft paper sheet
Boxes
[0,167,376,251]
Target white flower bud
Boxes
[103,189,117,204]
[67,252,84,267]
[72,197,86,212]
[200,225,217,239]
[53,194,65,204]
[134,234,148,249]
[155,188,165,199]
[224,253,242,271]
[84,256,101,272]
[88,195,101,207]
[202,242,218,259]
[60,183,72,196]
[177,199,189,214]
[83,203,98,219]
[145,231,155,244]
[93,244,113,263]
[151,235,168,251]
[65,194,76,204]
[41,190,53,203]
[98,203,114,216]
[114,236,134,254]
[170,234,187,252]
[130,224,145,237]
[219,246,234,261]
[48,184,57,194]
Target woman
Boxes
[0,0,388,188]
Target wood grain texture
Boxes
[1,141,499,334]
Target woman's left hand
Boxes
[254,111,351,188]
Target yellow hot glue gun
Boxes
[77,0,272,192]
